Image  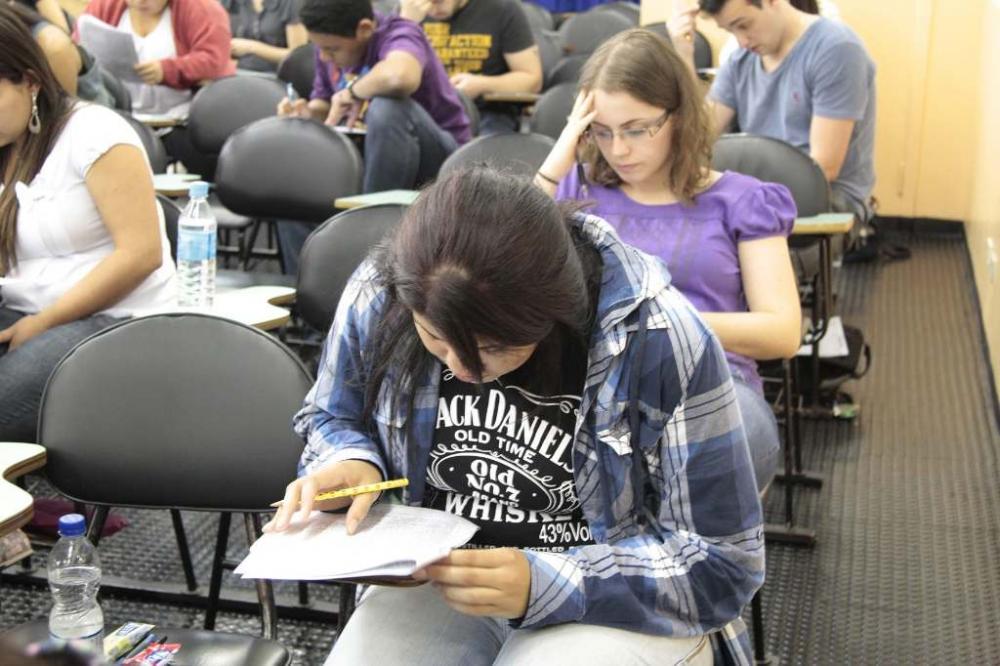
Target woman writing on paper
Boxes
[534,29,802,492]
[268,166,764,664]
[0,6,176,442]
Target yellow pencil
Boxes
[270,478,408,508]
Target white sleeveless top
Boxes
[119,7,193,116]
[1,103,177,317]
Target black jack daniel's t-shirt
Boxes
[424,366,594,552]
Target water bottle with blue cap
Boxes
[177,180,217,307]
[48,513,104,648]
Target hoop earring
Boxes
[28,91,41,135]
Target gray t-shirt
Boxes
[710,18,876,208]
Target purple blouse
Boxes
[556,168,796,392]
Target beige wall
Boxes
[967,0,1000,382]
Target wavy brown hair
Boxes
[0,3,73,274]
[578,28,712,204]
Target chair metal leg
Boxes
[751,589,777,665]
[86,506,110,546]
[243,513,278,640]
[337,583,357,634]
[775,359,823,488]
[298,581,310,606]
[204,512,232,630]
[765,360,817,547]
[170,509,198,592]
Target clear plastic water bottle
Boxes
[48,514,104,649]
[176,180,217,307]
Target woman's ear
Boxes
[22,71,42,95]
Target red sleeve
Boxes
[159,0,236,89]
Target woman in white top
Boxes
[0,5,176,441]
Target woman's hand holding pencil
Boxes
[263,460,384,535]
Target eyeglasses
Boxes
[586,111,670,148]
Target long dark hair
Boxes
[362,167,602,422]
[0,3,73,274]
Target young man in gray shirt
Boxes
[670,0,876,221]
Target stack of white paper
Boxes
[235,504,479,581]
[77,15,142,84]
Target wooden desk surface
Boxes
[481,91,540,104]
[153,173,200,198]
[335,189,419,209]
[792,213,855,235]
[144,285,296,331]
[133,113,186,128]
[0,443,47,538]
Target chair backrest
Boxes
[296,204,406,332]
[188,76,287,156]
[276,43,317,100]
[592,1,640,25]
[694,30,713,70]
[711,133,830,217]
[157,193,180,260]
[545,54,587,89]
[438,132,555,180]
[101,68,131,112]
[522,1,554,32]
[529,82,577,140]
[39,314,313,511]
[118,111,169,173]
[457,91,480,137]
[535,29,561,89]
[557,7,634,55]
[215,116,363,223]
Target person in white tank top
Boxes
[0,6,176,441]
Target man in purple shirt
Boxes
[275,0,471,274]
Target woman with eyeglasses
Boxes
[535,28,801,492]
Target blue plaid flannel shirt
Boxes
[294,214,764,664]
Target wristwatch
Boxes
[347,77,366,102]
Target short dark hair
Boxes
[299,0,373,36]
[698,0,762,15]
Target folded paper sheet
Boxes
[236,504,478,580]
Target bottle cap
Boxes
[58,513,87,537]
[188,181,210,199]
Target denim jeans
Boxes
[326,582,713,665]
[362,96,459,193]
[0,308,122,442]
[732,375,781,492]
